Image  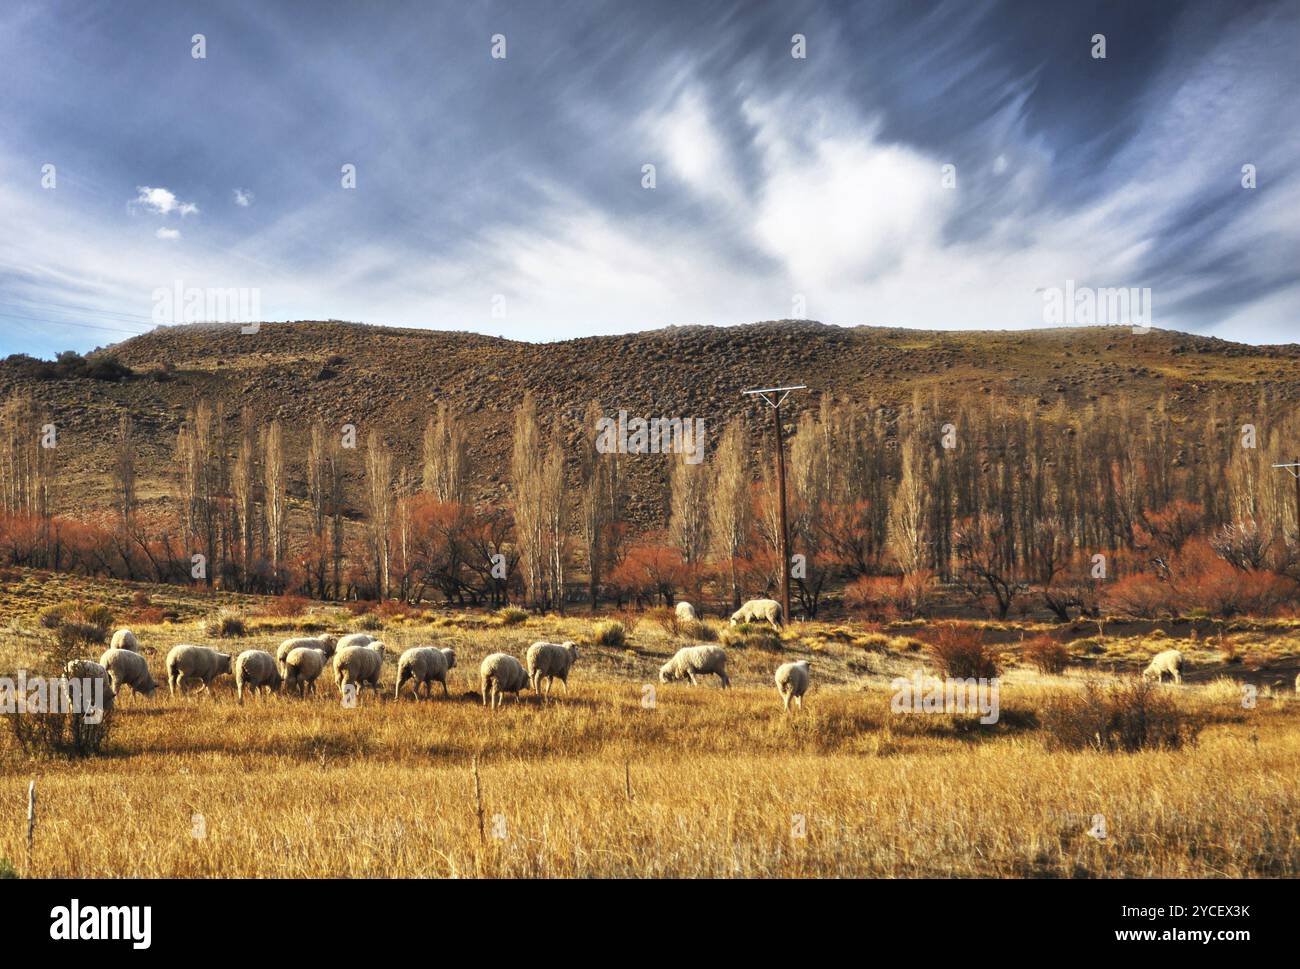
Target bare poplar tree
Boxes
[176,399,218,585]
[262,419,288,580]
[111,413,137,530]
[668,452,709,566]
[231,410,257,583]
[541,430,567,612]
[365,430,393,598]
[888,432,929,577]
[422,401,469,504]
[577,400,609,610]
[511,392,545,608]
[708,417,751,610]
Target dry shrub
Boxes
[55,621,107,651]
[376,600,417,620]
[345,600,377,616]
[38,603,69,629]
[355,613,385,632]
[1023,636,1071,675]
[9,700,114,759]
[720,623,782,651]
[1041,678,1203,753]
[681,619,718,642]
[38,601,112,638]
[644,606,680,636]
[497,606,529,626]
[857,632,891,652]
[592,620,626,647]
[126,606,169,625]
[204,610,248,638]
[925,624,1000,679]
[261,594,309,618]
[8,640,114,759]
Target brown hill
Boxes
[3,320,1298,525]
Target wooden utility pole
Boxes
[1273,459,1300,543]
[743,385,806,625]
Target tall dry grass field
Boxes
[2,606,1299,878]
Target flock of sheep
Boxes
[60,598,816,714]
[54,600,1207,721]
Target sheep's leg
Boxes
[687,671,698,687]
[561,677,569,694]
[440,678,449,698]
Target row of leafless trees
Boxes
[2,386,1298,618]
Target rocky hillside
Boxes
[2,320,1298,525]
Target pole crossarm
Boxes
[742,385,807,409]
[1272,463,1300,479]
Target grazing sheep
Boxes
[675,601,698,622]
[1143,648,1185,684]
[109,628,141,653]
[275,635,337,674]
[660,644,731,688]
[395,646,457,700]
[98,647,158,699]
[234,649,282,703]
[526,641,579,699]
[774,660,810,712]
[64,660,114,714]
[166,644,233,696]
[334,641,386,698]
[729,598,783,630]
[480,653,529,709]
[336,632,377,653]
[284,647,330,697]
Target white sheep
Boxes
[276,634,338,674]
[336,632,377,652]
[775,660,810,712]
[675,601,698,622]
[481,652,529,709]
[99,647,159,699]
[166,644,233,696]
[234,649,282,703]
[730,598,783,630]
[109,628,141,653]
[395,646,457,700]
[284,647,330,697]
[1142,648,1185,684]
[660,644,731,688]
[334,641,386,698]
[64,659,114,714]
[525,641,579,699]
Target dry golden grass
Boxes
[2,595,1300,878]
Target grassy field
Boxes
[2,571,1299,878]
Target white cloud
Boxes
[132,186,198,217]
[233,188,253,207]
[646,86,743,206]
[155,227,181,240]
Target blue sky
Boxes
[1,0,1297,358]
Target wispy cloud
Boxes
[0,0,1296,358]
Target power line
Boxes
[0,312,154,339]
